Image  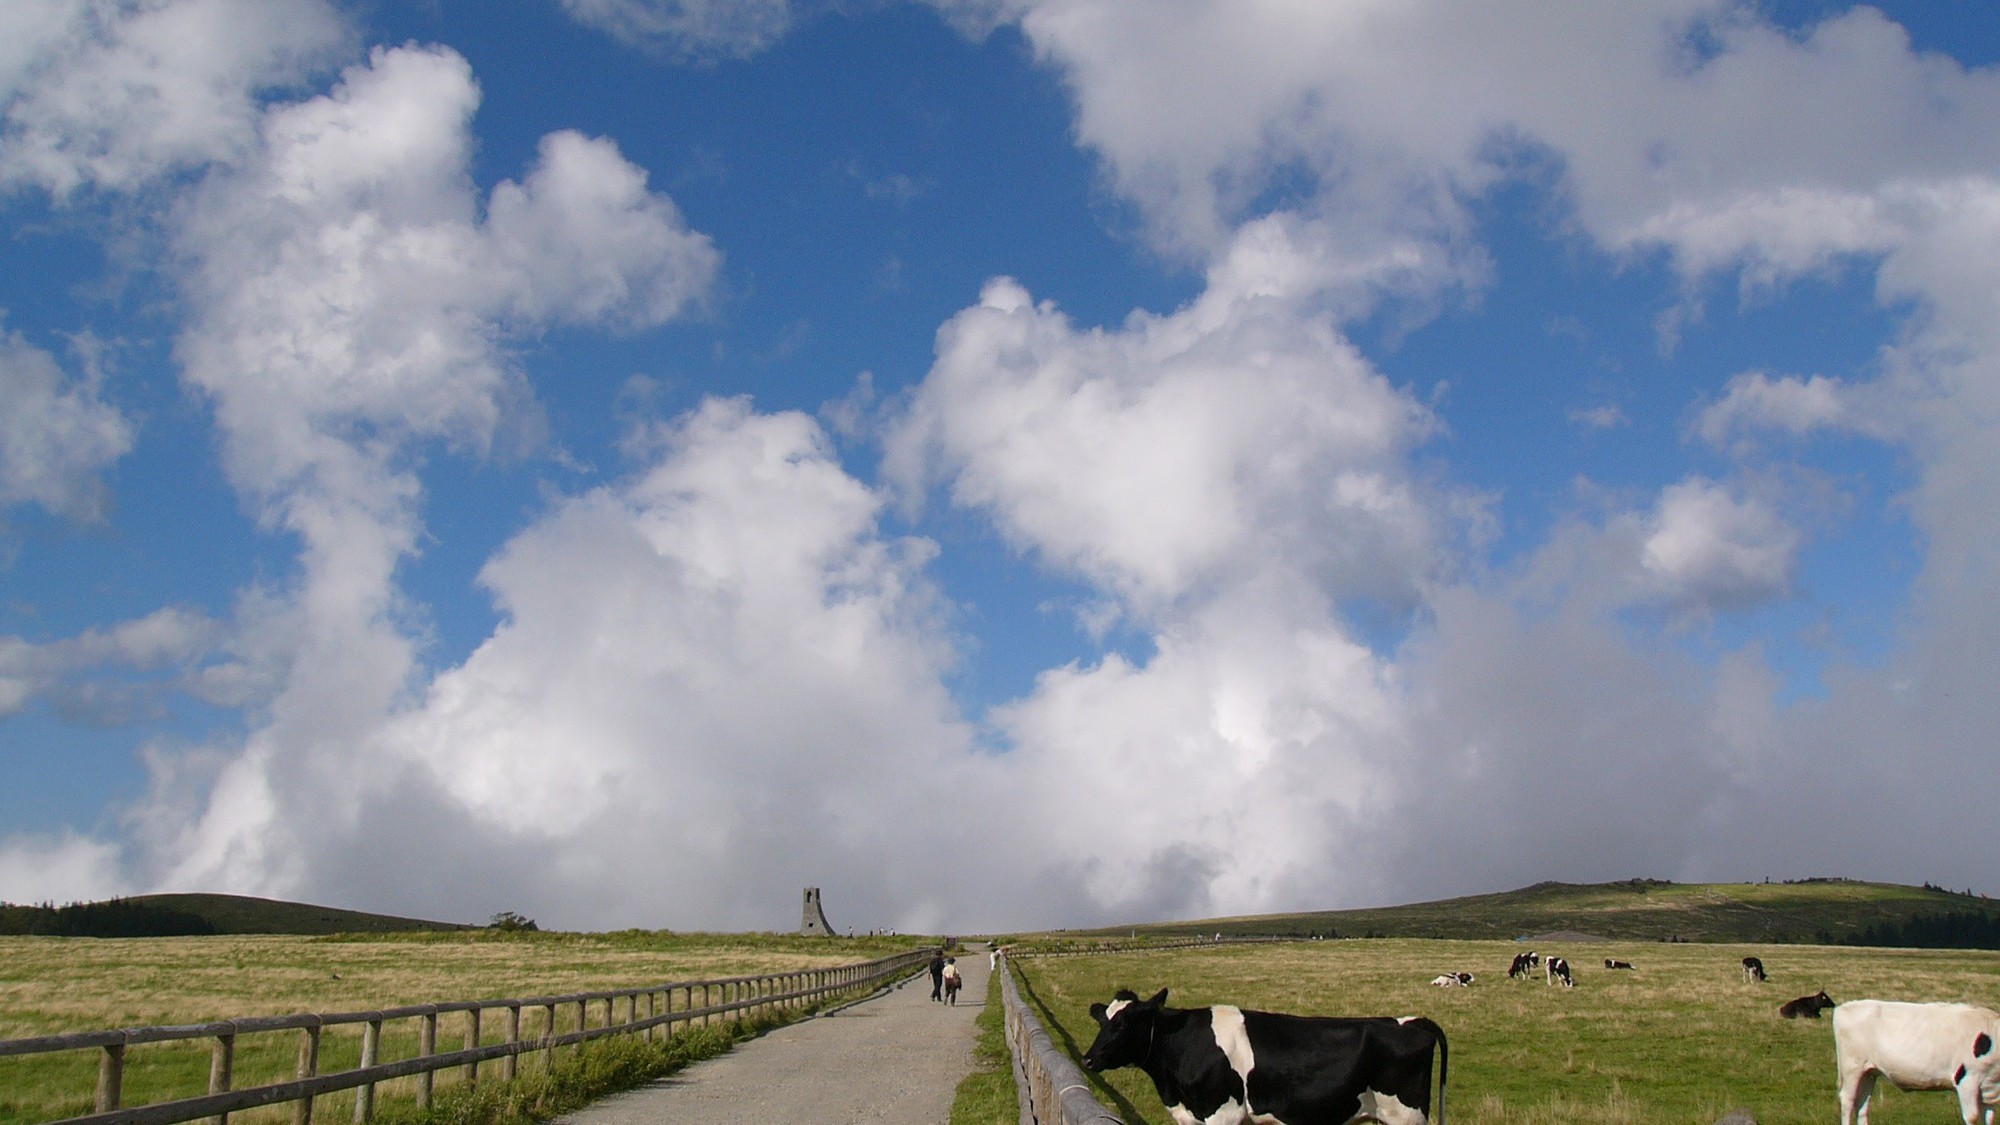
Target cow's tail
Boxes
[1412,1016,1449,1125]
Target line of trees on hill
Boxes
[1819,911,2000,951]
[0,898,216,937]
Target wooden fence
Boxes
[996,936,1307,1124]
[0,947,936,1125]
[1006,935,1298,961]
[995,952,1120,1125]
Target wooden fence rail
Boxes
[1005,935,1299,961]
[997,936,1307,1124]
[0,948,936,1125]
[995,952,1120,1125]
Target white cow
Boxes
[1835,999,2000,1125]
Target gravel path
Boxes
[555,948,991,1125]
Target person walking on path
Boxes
[928,949,947,1001]
[942,957,962,1005]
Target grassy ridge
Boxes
[0,892,471,935]
[1103,879,2000,944]
[1013,938,2000,1124]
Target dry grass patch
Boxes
[1014,938,2000,1124]
[0,930,925,1125]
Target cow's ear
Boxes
[1090,1003,1108,1025]
[1147,987,1169,1008]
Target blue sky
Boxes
[2,0,1997,932]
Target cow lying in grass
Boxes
[1082,987,1449,1125]
[1779,990,1835,1019]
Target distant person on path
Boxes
[989,947,998,970]
[929,951,947,1001]
[943,958,962,1005]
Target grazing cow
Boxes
[1742,956,1768,983]
[1604,959,1635,970]
[1508,952,1540,979]
[1430,972,1474,988]
[1779,990,1836,1019]
[1834,999,2000,1125]
[1545,957,1574,987]
[1082,987,1449,1125]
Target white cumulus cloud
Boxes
[0,328,133,521]
[886,271,1444,614]
[557,0,796,62]
[0,0,348,197]
[1639,478,1799,612]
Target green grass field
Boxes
[949,967,1017,1125]
[1009,938,2000,1124]
[0,929,925,1125]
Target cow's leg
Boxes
[1841,1068,1877,1125]
[1953,1075,1992,1125]
[1349,1089,1428,1125]
[1955,1078,1981,1125]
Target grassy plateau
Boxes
[1105,878,2000,945]
[0,929,924,1125]
[1009,937,2000,1124]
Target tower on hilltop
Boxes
[800,887,834,936]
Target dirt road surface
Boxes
[556,947,990,1125]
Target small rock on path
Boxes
[555,947,990,1125]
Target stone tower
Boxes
[799,886,834,936]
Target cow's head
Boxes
[1081,987,1170,1072]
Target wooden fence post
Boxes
[354,1020,379,1124]
[542,1003,557,1073]
[292,1024,319,1125]
[504,1005,520,1081]
[209,1031,234,1125]
[418,1011,437,1108]
[96,1042,124,1113]
[463,1008,480,1086]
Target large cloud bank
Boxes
[2,0,1999,930]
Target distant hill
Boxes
[1105,879,2000,947]
[0,893,469,937]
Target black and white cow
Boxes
[1429,972,1475,987]
[1604,959,1634,970]
[1545,957,1574,987]
[1834,999,2000,1125]
[1082,987,1449,1125]
[1742,956,1768,982]
[1507,952,1540,979]
[1779,990,1836,1019]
